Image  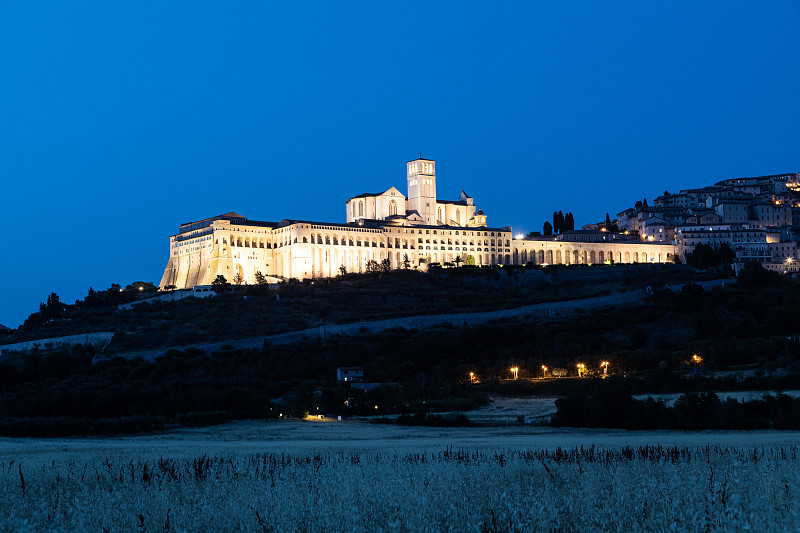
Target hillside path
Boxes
[111,278,730,361]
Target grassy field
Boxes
[2,421,799,531]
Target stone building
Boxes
[160,158,678,289]
[345,159,484,227]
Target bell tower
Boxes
[406,158,437,225]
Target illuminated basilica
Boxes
[160,158,676,288]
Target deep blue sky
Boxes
[2,1,799,328]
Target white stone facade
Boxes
[345,158,481,228]
[160,158,678,289]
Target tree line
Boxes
[22,282,158,330]
[543,210,575,236]
[551,380,800,430]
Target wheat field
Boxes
[2,422,799,531]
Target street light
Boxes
[541,365,548,378]
[601,361,609,377]
[510,367,519,380]
[577,363,586,377]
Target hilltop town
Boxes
[599,171,800,274]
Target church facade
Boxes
[159,158,676,289]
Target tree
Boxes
[717,243,735,265]
[564,212,574,231]
[454,256,463,267]
[82,287,100,308]
[41,293,65,323]
[402,254,411,270]
[380,258,391,272]
[126,281,157,293]
[605,213,612,228]
[232,272,244,285]
[543,221,553,236]
[254,271,267,285]
[465,255,475,266]
[338,264,347,277]
[686,243,735,269]
[212,275,229,293]
[365,259,380,273]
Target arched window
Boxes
[389,200,398,216]
[358,202,364,217]
[456,210,461,225]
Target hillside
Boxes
[5,264,721,355]
[0,262,799,436]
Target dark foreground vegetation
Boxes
[0,263,798,435]
[552,377,800,430]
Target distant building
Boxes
[337,367,364,383]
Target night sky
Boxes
[2,1,799,328]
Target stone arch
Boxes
[581,250,587,264]
[589,250,596,263]
[598,250,604,262]
[555,250,562,264]
[572,250,579,264]
[633,251,638,262]
[625,251,631,263]
[303,236,308,243]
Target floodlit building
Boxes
[159,158,679,289]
